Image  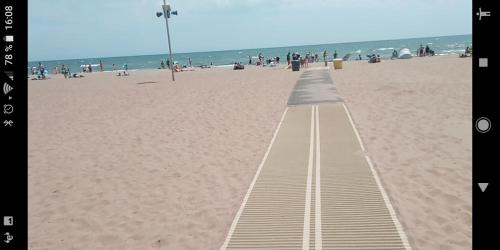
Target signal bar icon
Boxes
[3,83,13,95]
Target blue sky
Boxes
[28,0,471,61]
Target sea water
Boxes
[28,34,471,72]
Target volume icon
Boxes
[3,82,13,95]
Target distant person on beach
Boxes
[358,54,362,60]
[287,52,291,65]
[333,50,338,59]
[38,62,45,75]
[160,60,165,69]
[61,65,68,78]
[276,56,280,64]
[112,64,116,71]
[391,49,398,59]
[323,50,328,66]
[368,54,377,63]
[425,45,430,56]
[249,56,252,65]
[305,54,309,68]
[233,62,244,70]
[188,57,192,67]
[258,52,263,66]
[89,64,93,73]
[174,64,181,72]
[61,65,66,78]
[116,63,129,76]
[460,46,472,57]
[99,60,103,71]
[166,59,171,69]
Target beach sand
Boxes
[28,66,300,249]
[28,55,472,250]
[332,55,472,250]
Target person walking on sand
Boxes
[99,60,104,72]
[188,57,192,67]
[249,55,252,65]
[287,52,291,65]
[333,50,338,59]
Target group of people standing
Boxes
[417,44,435,57]
[252,53,280,66]
[160,57,194,70]
[81,60,105,72]
[283,50,339,68]
[160,59,171,69]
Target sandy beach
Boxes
[333,55,472,250]
[28,66,300,249]
[28,55,471,250]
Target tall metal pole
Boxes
[163,0,175,81]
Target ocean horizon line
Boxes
[28,33,471,63]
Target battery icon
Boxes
[4,35,14,42]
